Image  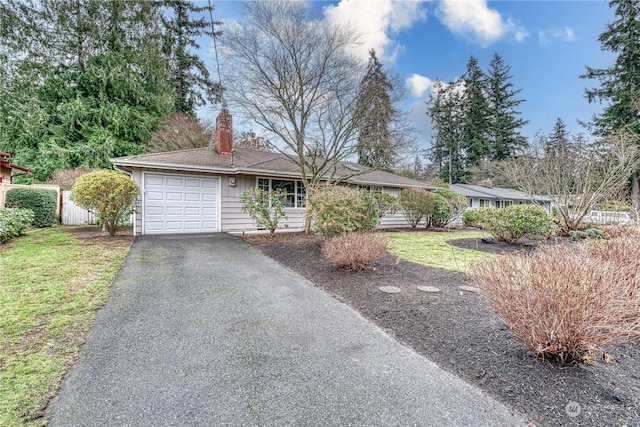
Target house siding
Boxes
[124,167,420,235]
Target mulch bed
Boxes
[245,230,640,427]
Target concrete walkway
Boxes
[49,233,525,426]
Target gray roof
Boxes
[111,147,436,190]
[450,184,550,202]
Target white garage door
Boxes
[143,174,220,235]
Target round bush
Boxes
[308,185,378,237]
[475,204,556,243]
[5,188,58,227]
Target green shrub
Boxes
[308,185,378,237]
[5,188,58,227]
[435,189,468,215]
[470,236,640,364]
[400,188,435,228]
[0,208,35,242]
[240,187,288,235]
[71,170,139,237]
[569,227,603,240]
[373,192,400,218]
[430,193,453,227]
[321,232,388,270]
[462,209,481,228]
[475,204,556,243]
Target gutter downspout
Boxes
[113,165,137,237]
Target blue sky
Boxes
[198,0,615,149]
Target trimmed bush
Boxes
[430,193,453,227]
[475,204,556,243]
[470,237,640,364]
[5,188,58,227]
[0,208,35,242]
[71,170,139,237]
[240,187,288,235]
[373,192,400,218]
[308,186,378,237]
[462,209,481,228]
[321,232,388,270]
[400,188,435,228]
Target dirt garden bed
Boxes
[245,230,639,427]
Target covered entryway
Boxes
[143,173,220,234]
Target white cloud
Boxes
[406,73,434,98]
[538,26,576,45]
[437,0,527,46]
[324,0,427,62]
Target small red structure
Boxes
[0,152,31,183]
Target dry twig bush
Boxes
[469,237,640,364]
[321,232,388,270]
[600,224,640,240]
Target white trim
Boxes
[141,171,221,235]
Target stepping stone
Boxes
[416,286,441,293]
[459,286,479,293]
[379,286,401,294]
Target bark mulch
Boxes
[245,231,640,427]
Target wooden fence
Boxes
[61,191,97,225]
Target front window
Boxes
[257,178,306,208]
[479,199,490,207]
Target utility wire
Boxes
[207,0,225,108]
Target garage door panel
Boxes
[146,191,164,201]
[166,177,183,187]
[166,192,184,202]
[146,176,164,186]
[202,180,217,189]
[184,192,201,202]
[143,174,219,235]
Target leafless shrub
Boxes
[45,168,101,190]
[600,224,640,240]
[321,232,388,270]
[148,112,213,153]
[469,238,640,364]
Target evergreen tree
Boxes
[160,0,222,115]
[486,53,528,160]
[355,50,396,170]
[461,56,491,169]
[427,79,467,183]
[581,0,640,208]
[0,0,174,182]
[545,117,571,157]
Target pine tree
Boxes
[545,117,570,157]
[486,53,528,160]
[160,0,222,115]
[355,50,396,170]
[582,0,640,208]
[461,56,491,169]
[0,0,174,181]
[427,79,466,183]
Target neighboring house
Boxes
[1,151,33,208]
[0,152,31,184]
[450,180,552,214]
[111,110,437,236]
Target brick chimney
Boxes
[215,109,233,155]
[477,179,493,188]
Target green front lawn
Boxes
[0,227,132,426]
[387,230,492,272]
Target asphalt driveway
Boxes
[48,233,525,426]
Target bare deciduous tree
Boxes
[147,112,213,153]
[496,131,638,232]
[222,0,367,189]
